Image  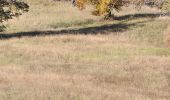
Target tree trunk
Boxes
[104,11,114,20]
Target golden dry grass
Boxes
[0,35,170,100]
[0,0,170,100]
[4,0,100,33]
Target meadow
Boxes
[0,0,170,100]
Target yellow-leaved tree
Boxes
[75,0,125,18]
[73,0,169,18]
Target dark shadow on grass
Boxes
[0,12,169,40]
[0,22,145,40]
[114,12,170,20]
[0,24,127,39]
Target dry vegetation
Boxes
[0,0,170,100]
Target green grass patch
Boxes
[80,47,170,63]
[49,19,95,29]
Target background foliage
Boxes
[75,0,170,16]
[0,0,29,31]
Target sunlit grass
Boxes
[0,0,170,100]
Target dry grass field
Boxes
[0,0,170,100]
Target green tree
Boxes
[0,0,29,31]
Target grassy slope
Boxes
[4,0,99,33]
[0,0,170,100]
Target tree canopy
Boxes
[0,0,29,31]
[74,0,169,17]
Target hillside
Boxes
[0,0,170,100]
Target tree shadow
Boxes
[113,12,170,20]
[0,22,146,40]
[0,12,169,40]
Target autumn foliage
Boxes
[74,0,168,17]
